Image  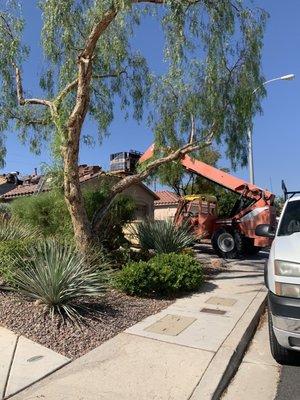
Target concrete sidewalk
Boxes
[0,327,69,400]
[10,254,267,400]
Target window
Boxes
[135,205,148,221]
[278,200,300,236]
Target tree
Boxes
[154,145,221,196]
[0,1,267,252]
[274,196,285,217]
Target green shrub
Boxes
[115,253,203,296]
[134,220,195,254]
[84,190,135,250]
[10,188,135,248]
[0,203,11,216]
[10,191,73,238]
[0,219,39,284]
[12,239,111,322]
[0,239,32,284]
[109,246,152,269]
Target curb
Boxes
[189,288,267,400]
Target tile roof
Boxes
[1,184,43,199]
[1,165,103,200]
[154,191,180,205]
[0,165,158,200]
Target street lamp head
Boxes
[280,74,295,81]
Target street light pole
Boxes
[248,74,295,184]
[248,126,255,184]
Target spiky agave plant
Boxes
[0,218,39,241]
[12,239,111,322]
[134,220,195,254]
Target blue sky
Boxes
[1,1,299,195]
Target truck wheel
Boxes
[211,228,243,259]
[268,307,296,365]
[243,237,262,255]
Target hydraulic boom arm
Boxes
[140,144,274,202]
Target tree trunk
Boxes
[63,61,94,253]
[62,141,93,253]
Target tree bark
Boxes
[63,60,94,253]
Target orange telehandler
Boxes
[140,145,276,258]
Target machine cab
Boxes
[175,194,217,239]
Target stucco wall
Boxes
[82,176,155,221]
[154,204,178,221]
[123,185,155,220]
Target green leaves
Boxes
[115,252,203,296]
[133,219,195,254]
[150,1,268,169]
[12,239,111,322]
[0,0,267,173]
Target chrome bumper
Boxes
[272,315,300,351]
[273,315,300,333]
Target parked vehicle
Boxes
[256,181,300,364]
[140,145,276,258]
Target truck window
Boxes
[278,200,300,236]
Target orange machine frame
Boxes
[140,145,276,249]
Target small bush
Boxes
[10,191,73,238]
[115,253,203,296]
[10,188,135,248]
[134,220,195,254]
[85,191,135,250]
[12,240,111,322]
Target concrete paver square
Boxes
[145,314,196,336]
[0,328,17,399]
[205,296,237,307]
[128,307,242,352]
[5,336,69,398]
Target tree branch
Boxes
[0,13,14,39]
[80,1,166,62]
[80,6,118,61]
[91,134,214,230]
[55,78,79,105]
[15,66,52,107]
[188,114,196,143]
[93,70,128,80]
[7,109,51,126]
[55,69,127,106]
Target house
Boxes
[0,173,22,197]
[0,164,158,222]
[154,190,180,221]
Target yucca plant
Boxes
[133,220,196,254]
[12,240,111,322]
[0,218,39,241]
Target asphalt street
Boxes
[276,364,300,400]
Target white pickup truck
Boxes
[256,190,300,365]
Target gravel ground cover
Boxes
[0,248,225,360]
[0,289,172,359]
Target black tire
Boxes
[211,228,244,259]
[268,307,296,365]
[243,237,262,255]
